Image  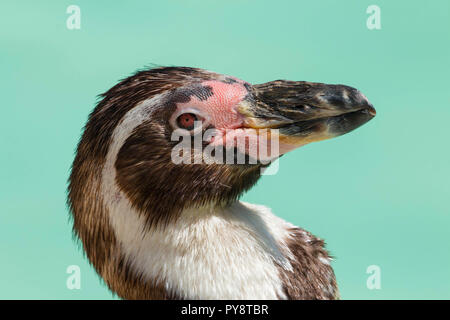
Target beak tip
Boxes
[356,90,376,117]
[366,104,376,117]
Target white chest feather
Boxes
[107,198,294,299]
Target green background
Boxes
[1,0,449,299]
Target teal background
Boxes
[1,0,449,299]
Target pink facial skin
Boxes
[172,79,303,162]
[172,79,248,132]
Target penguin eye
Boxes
[170,109,209,133]
[174,112,210,132]
[176,113,197,130]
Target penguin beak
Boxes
[237,80,376,152]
